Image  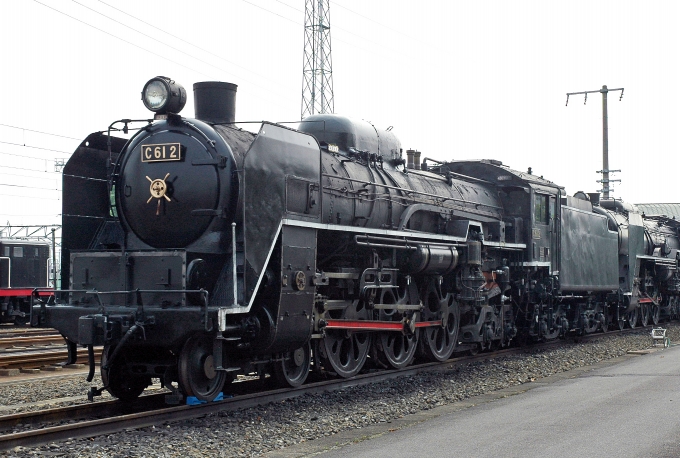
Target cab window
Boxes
[534,194,549,224]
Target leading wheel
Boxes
[178,334,227,402]
[101,345,150,401]
[273,343,311,387]
[322,300,372,378]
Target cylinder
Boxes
[400,245,458,275]
[193,82,237,124]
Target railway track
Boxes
[0,329,103,372]
[0,334,66,350]
[0,327,647,451]
[0,347,102,371]
[0,328,60,340]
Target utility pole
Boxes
[301,0,334,119]
[566,85,624,200]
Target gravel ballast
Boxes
[1,326,677,458]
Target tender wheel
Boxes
[627,307,638,329]
[420,288,459,362]
[640,303,650,327]
[322,300,372,378]
[101,345,149,401]
[178,333,227,401]
[374,289,418,369]
[273,343,311,387]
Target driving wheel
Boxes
[322,300,372,378]
[420,286,459,362]
[639,303,650,327]
[374,288,418,369]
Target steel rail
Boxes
[0,348,101,370]
[0,335,66,350]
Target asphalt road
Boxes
[268,346,680,458]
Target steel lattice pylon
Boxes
[301,0,334,119]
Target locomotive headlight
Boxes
[141,76,187,115]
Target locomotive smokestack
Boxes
[414,150,422,170]
[193,82,237,124]
[406,149,415,169]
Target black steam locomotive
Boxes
[1,238,52,324]
[33,76,680,402]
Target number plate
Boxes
[141,143,182,162]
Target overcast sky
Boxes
[1,0,678,230]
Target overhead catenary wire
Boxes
[0,150,68,161]
[35,0,297,110]
[0,183,61,191]
[74,1,279,94]
[34,1,215,80]
[0,123,81,141]
[0,140,73,155]
[0,164,61,173]
[97,0,286,87]
[0,193,61,201]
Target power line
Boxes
[331,1,433,49]
[0,140,73,155]
[0,183,61,191]
[275,0,303,13]
[0,164,60,173]
[74,1,246,84]
[0,123,81,141]
[37,0,296,109]
[34,0,214,80]
[97,0,287,87]
[0,193,61,201]
[0,170,60,181]
[242,0,300,26]
[0,150,66,161]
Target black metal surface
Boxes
[117,118,237,251]
[193,81,237,124]
[61,132,127,291]
[560,205,618,291]
[243,122,321,305]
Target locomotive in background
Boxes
[32,76,680,403]
[1,238,52,325]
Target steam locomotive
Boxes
[33,76,680,403]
